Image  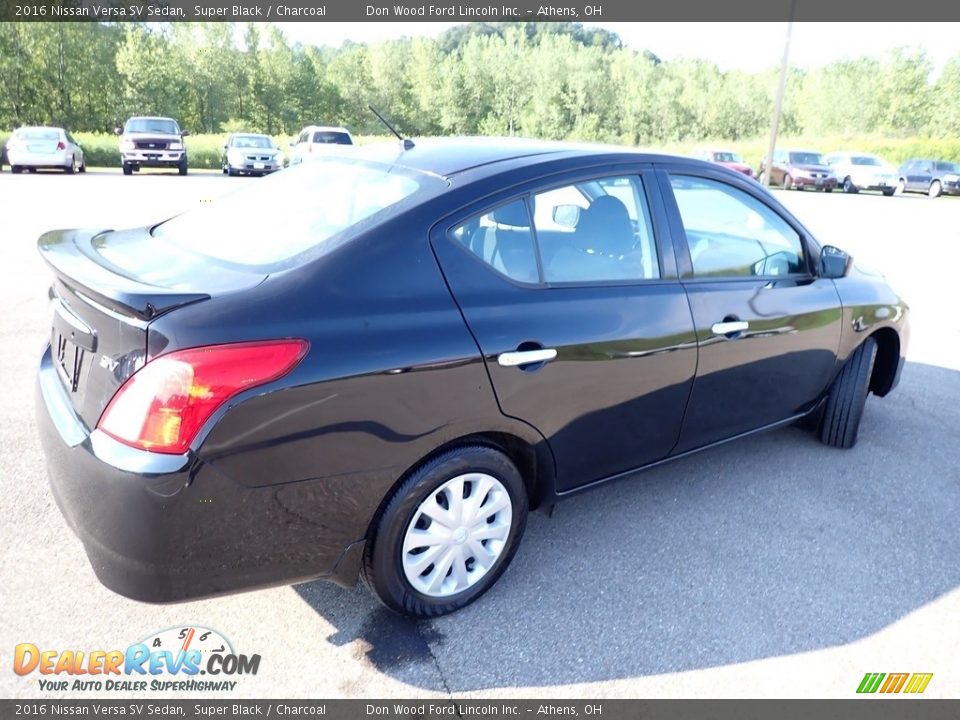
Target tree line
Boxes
[1,21,959,144]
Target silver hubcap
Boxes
[402,473,512,598]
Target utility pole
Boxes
[763,5,796,188]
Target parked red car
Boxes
[694,148,755,178]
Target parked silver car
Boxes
[824,152,898,195]
[221,133,283,176]
[5,127,85,174]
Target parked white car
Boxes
[5,126,85,174]
[824,152,898,196]
[288,125,353,166]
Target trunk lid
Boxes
[39,227,266,430]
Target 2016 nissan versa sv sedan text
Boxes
[36,138,909,617]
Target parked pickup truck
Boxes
[115,117,189,175]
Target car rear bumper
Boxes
[121,151,184,167]
[794,176,837,189]
[8,149,71,167]
[36,343,361,603]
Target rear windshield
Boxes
[714,152,741,163]
[789,152,825,165]
[152,158,444,270]
[126,118,179,135]
[313,131,352,145]
[851,156,881,166]
[20,129,61,141]
[231,135,274,149]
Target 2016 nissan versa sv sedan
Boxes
[36,138,908,617]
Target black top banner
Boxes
[3,0,960,22]
[2,700,960,720]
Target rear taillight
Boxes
[97,340,308,454]
[56,141,66,150]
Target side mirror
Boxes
[181,130,190,137]
[552,204,581,229]
[222,145,228,150]
[113,127,122,136]
[819,245,852,279]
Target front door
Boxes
[431,170,698,491]
[659,170,843,453]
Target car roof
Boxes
[303,126,351,134]
[348,136,696,179]
[17,126,65,132]
[128,116,178,122]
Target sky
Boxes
[276,22,960,73]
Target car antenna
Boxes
[369,105,415,150]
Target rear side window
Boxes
[534,176,659,283]
[153,158,444,270]
[670,175,805,278]
[451,200,539,284]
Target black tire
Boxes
[819,337,877,449]
[227,167,239,177]
[79,161,86,174]
[178,160,188,176]
[824,188,834,193]
[783,173,793,190]
[11,165,22,174]
[65,156,75,174]
[882,188,895,197]
[362,445,528,618]
[842,177,858,194]
[122,163,133,176]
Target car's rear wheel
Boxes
[819,337,877,449]
[362,445,528,618]
[783,173,793,190]
[65,156,76,174]
[928,180,942,199]
[227,167,239,177]
[79,160,86,173]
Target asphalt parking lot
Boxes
[1,169,958,699]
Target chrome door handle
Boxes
[497,349,558,367]
[711,321,749,336]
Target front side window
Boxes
[670,175,805,278]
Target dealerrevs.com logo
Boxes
[857,672,933,694]
[14,626,261,693]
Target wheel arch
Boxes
[869,326,901,397]
[363,430,555,542]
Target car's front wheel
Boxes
[842,177,858,193]
[928,180,942,199]
[178,159,188,176]
[819,337,877,449]
[362,445,528,618]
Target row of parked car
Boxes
[4,120,958,199]
[0,116,356,176]
[695,147,960,198]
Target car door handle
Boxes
[497,349,558,367]
[711,320,749,336]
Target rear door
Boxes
[657,167,842,452]
[431,168,698,491]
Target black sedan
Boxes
[35,139,909,617]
